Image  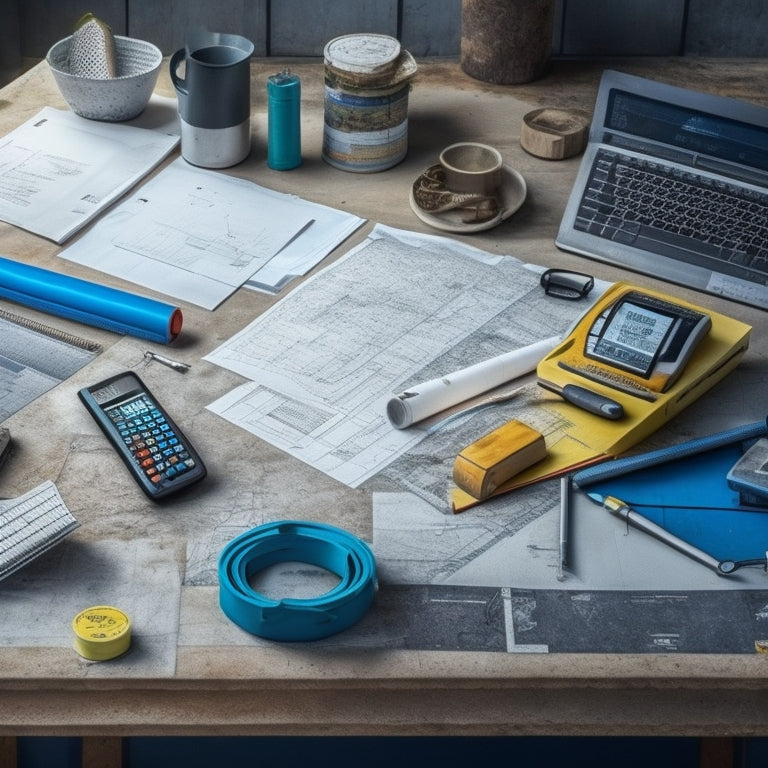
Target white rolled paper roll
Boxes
[386,335,560,429]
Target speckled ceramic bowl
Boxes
[46,34,162,121]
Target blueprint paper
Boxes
[0,535,183,676]
[372,488,768,592]
[205,225,605,488]
[0,106,178,243]
[0,307,100,421]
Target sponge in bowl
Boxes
[68,13,117,79]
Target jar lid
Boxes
[324,34,401,75]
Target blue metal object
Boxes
[267,70,301,170]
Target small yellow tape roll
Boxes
[72,606,131,661]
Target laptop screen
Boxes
[605,88,768,172]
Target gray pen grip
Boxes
[561,384,623,419]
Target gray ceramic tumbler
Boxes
[170,29,254,168]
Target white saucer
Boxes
[409,163,527,233]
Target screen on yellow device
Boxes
[549,284,711,398]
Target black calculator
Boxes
[78,371,207,500]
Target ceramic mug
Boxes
[439,142,503,194]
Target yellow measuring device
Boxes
[72,605,131,661]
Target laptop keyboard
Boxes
[575,148,768,284]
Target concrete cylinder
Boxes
[461,0,556,85]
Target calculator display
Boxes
[90,375,142,405]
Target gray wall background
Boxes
[2,0,767,87]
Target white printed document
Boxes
[243,191,365,294]
[59,158,361,309]
[0,106,179,243]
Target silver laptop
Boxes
[556,69,768,310]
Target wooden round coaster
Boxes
[520,107,591,160]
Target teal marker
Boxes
[267,69,301,170]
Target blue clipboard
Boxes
[573,420,768,563]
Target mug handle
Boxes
[169,48,187,94]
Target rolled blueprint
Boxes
[0,255,182,344]
[386,335,560,429]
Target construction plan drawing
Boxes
[0,307,101,422]
[205,225,606,490]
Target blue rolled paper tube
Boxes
[0,255,183,344]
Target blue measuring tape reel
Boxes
[218,521,377,641]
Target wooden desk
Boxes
[1,57,767,765]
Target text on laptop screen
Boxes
[606,89,768,173]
